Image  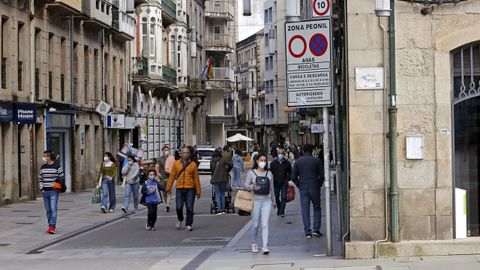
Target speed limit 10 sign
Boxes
[312,0,331,18]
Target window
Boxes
[84,46,89,104]
[213,26,221,34]
[94,49,99,101]
[35,28,41,99]
[150,17,155,59]
[1,16,7,89]
[268,8,273,22]
[73,42,78,103]
[48,33,54,99]
[61,37,66,101]
[169,37,175,66]
[264,10,268,23]
[265,57,269,71]
[269,56,274,70]
[18,21,25,91]
[141,17,148,56]
[265,33,269,47]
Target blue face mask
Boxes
[149,176,155,181]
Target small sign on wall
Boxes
[355,67,384,90]
[406,135,424,160]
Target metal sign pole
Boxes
[323,107,332,256]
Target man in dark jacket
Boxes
[291,144,324,238]
[210,150,232,214]
[270,146,292,217]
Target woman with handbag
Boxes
[244,153,276,255]
[97,152,118,213]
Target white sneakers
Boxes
[251,243,259,253]
[186,225,193,231]
[176,220,182,229]
[263,247,270,255]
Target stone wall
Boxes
[347,0,480,241]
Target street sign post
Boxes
[285,19,333,107]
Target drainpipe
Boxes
[374,17,390,258]
[388,0,399,243]
[70,15,75,106]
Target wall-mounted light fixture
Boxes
[398,0,468,15]
[375,0,391,17]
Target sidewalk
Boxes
[0,186,131,256]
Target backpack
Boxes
[252,170,270,195]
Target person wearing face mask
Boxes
[97,152,118,213]
[121,155,141,213]
[291,144,325,239]
[232,148,244,189]
[166,146,201,231]
[159,145,175,212]
[269,146,292,217]
[142,169,161,231]
[244,153,276,255]
[39,150,64,234]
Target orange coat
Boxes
[166,160,201,196]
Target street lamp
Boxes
[375,0,391,17]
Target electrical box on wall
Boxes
[406,135,424,160]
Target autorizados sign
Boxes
[285,19,333,107]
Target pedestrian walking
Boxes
[159,145,175,212]
[270,146,292,217]
[222,145,233,172]
[142,169,161,231]
[210,149,232,215]
[232,148,244,188]
[39,150,65,234]
[97,152,118,213]
[291,144,324,238]
[244,153,276,255]
[166,146,201,231]
[121,155,140,213]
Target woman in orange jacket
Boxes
[166,145,201,231]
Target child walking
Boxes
[142,169,161,231]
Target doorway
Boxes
[46,131,71,193]
[452,42,480,237]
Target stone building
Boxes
[344,0,480,258]
[0,0,135,203]
[235,30,265,147]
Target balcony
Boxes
[83,0,113,28]
[113,11,135,41]
[46,0,82,15]
[162,65,177,86]
[206,67,234,90]
[161,0,176,27]
[204,34,233,52]
[205,0,234,21]
[238,88,248,99]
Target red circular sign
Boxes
[288,35,307,58]
[309,33,328,57]
[313,0,330,16]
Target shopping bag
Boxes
[91,187,101,204]
[286,184,296,203]
[234,189,254,212]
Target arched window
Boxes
[141,17,148,56]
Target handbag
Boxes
[91,187,101,204]
[286,184,296,203]
[234,189,254,212]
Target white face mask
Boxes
[278,154,285,160]
[258,161,267,169]
[42,157,47,163]
[164,151,170,156]
[104,157,109,162]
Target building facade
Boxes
[0,0,136,204]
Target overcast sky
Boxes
[237,0,265,41]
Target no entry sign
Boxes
[285,19,332,107]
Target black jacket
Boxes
[291,153,324,190]
[270,158,292,185]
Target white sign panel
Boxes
[355,67,385,90]
[106,114,125,129]
[455,188,467,239]
[286,19,332,107]
[311,123,324,133]
[312,0,332,18]
[406,135,424,160]
[95,101,111,116]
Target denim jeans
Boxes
[213,182,227,212]
[124,182,140,210]
[101,177,116,210]
[42,190,59,226]
[232,167,241,188]
[176,188,196,226]
[251,199,272,248]
[274,182,288,215]
[299,188,322,235]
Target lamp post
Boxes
[375,0,399,243]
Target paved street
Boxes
[1,174,479,269]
